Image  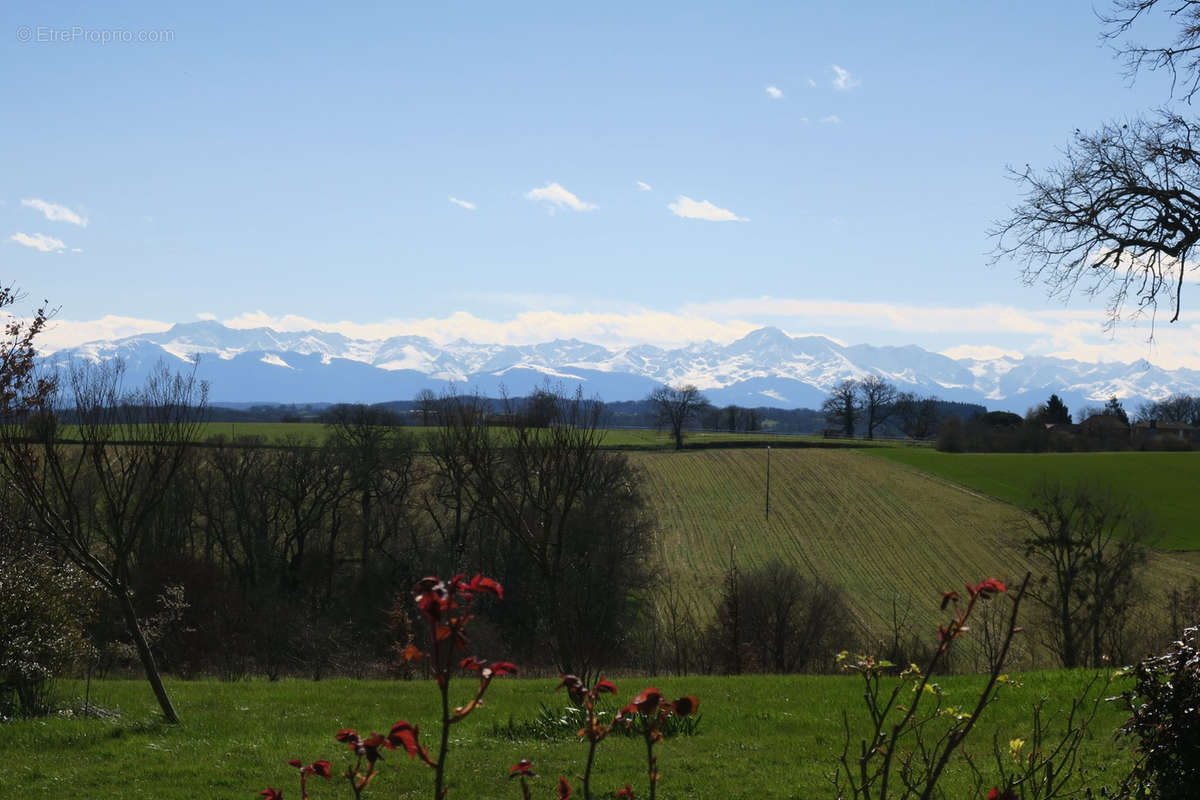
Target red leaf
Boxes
[309,761,332,780]
[557,674,584,695]
[557,776,572,798]
[286,759,303,769]
[593,678,617,696]
[259,789,284,800]
[508,758,536,777]
[616,784,636,798]
[672,695,699,717]
[387,721,421,758]
[629,687,664,714]
[940,591,959,610]
[461,656,485,672]
[470,574,503,599]
[491,661,518,676]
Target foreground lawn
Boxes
[867,449,1200,550]
[0,673,1133,799]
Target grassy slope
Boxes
[189,422,886,450]
[866,449,1200,550]
[0,673,1131,799]
[630,449,1200,652]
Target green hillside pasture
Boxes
[0,672,1133,799]
[867,449,1200,550]
[188,423,880,450]
[630,449,1200,658]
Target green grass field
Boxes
[189,422,893,451]
[866,449,1200,550]
[0,673,1132,799]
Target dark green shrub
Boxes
[1118,626,1200,798]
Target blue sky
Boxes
[5,1,1200,366]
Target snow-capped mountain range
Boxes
[42,321,1200,412]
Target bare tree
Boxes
[857,375,898,440]
[995,114,1200,327]
[1024,481,1154,668]
[1104,0,1200,102]
[437,387,654,679]
[821,379,860,436]
[647,384,710,449]
[414,388,439,426]
[0,360,207,723]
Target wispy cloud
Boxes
[819,115,841,124]
[765,85,784,99]
[635,181,653,192]
[525,182,597,212]
[9,232,66,252]
[21,198,88,227]
[806,77,817,88]
[448,196,476,210]
[667,196,748,222]
[831,64,860,91]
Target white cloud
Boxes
[525,182,597,212]
[9,232,66,252]
[765,85,784,99]
[831,64,860,91]
[635,181,653,192]
[34,315,173,353]
[819,115,841,124]
[196,312,218,321]
[449,197,476,210]
[667,196,748,222]
[21,198,88,227]
[806,77,817,88]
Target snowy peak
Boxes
[40,323,1200,410]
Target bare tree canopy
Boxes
[1104,0,1200,102]
[994,113,1200,326]
[647,384,710,450]
[857,375,898,440]
[0,359,207,724]
[821,379,859,436]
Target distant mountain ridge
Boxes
[42,320,1200,412]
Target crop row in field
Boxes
[867,449,1200,550]
[629,448,1200,655]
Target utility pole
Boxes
[765,445,771,521]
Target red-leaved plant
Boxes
[258,572,699,799]
[615,687,699,800]
[258,573,516,800]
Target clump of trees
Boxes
[707,558,854,674]
[936,393,1145,453]
[820,376,946,439]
